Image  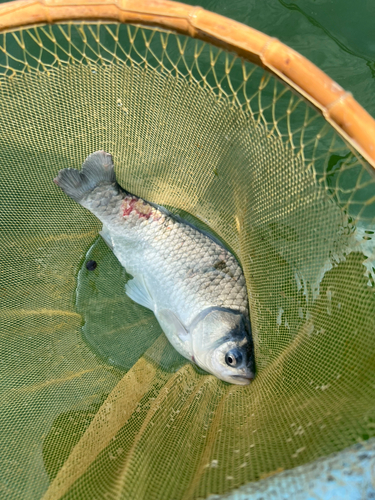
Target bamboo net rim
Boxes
[0,0,374,168]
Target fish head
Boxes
[190,308,255,385]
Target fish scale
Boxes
[54,150,255,384]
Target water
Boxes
[180,0,375,119]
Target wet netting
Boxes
[0,21,375,500]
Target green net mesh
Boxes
[0,23,375,500]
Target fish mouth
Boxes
[230,374,255,385]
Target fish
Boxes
[54,151,255,385]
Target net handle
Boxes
[1,0,375,168]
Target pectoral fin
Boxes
[125,275,154,311]
[157,309,189,341]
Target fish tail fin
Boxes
[53,150,117,202]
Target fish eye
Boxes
[225,349,243,367]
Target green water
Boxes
[181,0,375,120]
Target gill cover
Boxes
[190,307,255,385]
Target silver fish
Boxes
[54,151,255,385]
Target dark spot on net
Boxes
[86,260,97,271]
[327,474,335,482]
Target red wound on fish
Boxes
[122,197,152,219]
[122,197,137,217]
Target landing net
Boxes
[0,19,374,500]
